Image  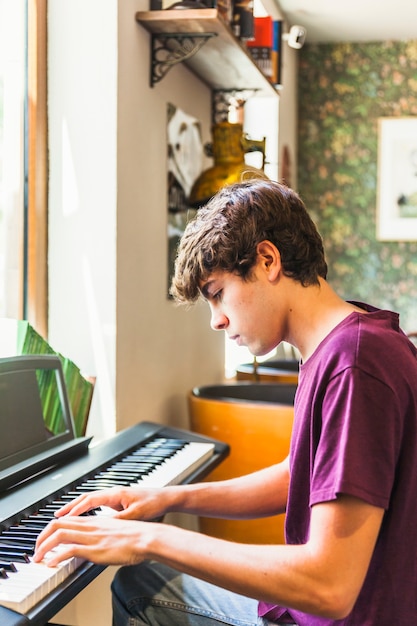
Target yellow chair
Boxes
[188,383,296,544]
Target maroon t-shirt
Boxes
[259,304,417,625]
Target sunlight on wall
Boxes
[62,118,80,216]
[82,256,116,440]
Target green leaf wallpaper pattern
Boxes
[298,41,417,333]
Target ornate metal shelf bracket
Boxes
[150,32,216,86]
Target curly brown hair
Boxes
[171,179,328,303]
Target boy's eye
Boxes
[211,289,222,301]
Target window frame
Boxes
[25,0,48,337]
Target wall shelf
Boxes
[135,8,279,97]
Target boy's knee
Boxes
[112,561,181,599]
[112,562,147,597]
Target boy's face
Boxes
[200,256,285,357]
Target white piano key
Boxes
[139,442,215,487]
[0,552,75,614]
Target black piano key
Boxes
[119,456,142,462]
[19,521,49,530]
[0,543,35,556]
[84,508,99,515]
[119,458,157,467]
[98,470,141,479]
[145,441,176,449]
[6,527,40,537]
[16,522,48,531]
[129,452,168,460]
[88,473,126,481]
[131,447,170,452]
[77,484,98,491]
[109,461,154,469]
[112,460,155,466]
[99,465,144,478]
[74,485,112,492]
[125,451,161,458]
[0,568,8,579]
[0,551,30,563]
[83,478,131,486]
[1,531,36,539]
[104,464,147,472]
[33,509,57,517]
[0,535,38,548]
[0,537,36,549]
[109,466,152,474]
[146,442,185,455]
[98,475,141,483]
[0,561,18,572]
[77,483,115,490]
[26,515,54,523]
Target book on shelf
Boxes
[246,16,282,86]
[0,318,94,438]
[271,19,281,85]
[231,0,254,40]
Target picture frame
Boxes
[377,117,417,241]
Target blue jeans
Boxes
[111,561,295,626]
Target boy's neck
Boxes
[286,279,366,362]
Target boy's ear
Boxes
[256,240,281,281]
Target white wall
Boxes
[48,0,118,440]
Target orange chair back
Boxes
[188,388,294,544]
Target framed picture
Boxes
[377,117,417,241]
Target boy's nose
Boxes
[210,310,228,331]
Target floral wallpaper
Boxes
[298,40,417,333]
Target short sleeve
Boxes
[310,367,401,510]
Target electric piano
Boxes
[0,356,229,626]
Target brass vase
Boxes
[189,122,267,208]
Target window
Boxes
[0,0,25,319]
[0,0,48,336]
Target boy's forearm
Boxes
[166,461,289,520]
[141,494,383,620]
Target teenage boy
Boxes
[35,180,417,625]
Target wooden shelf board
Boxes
[136,9,279,96]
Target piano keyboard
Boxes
[0,436,214,615]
